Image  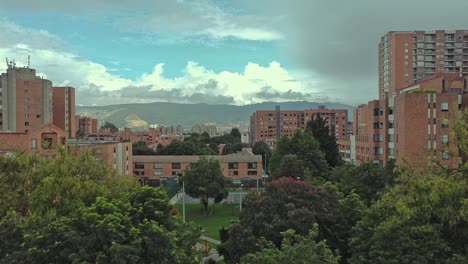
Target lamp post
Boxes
[239,183,243,212]
[182,180,186,223]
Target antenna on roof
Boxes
[28,55,30,68]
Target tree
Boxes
[331,161,398,205]
[156,140,216,156]
[349,170,468,263]
[182,158,228,213]
[230,128,241,143]
[306,114,342,167]
[132,141,156,155]
[1,187,200,263]
[269,130,329,181]
[100,121,119,132]
[220,178,342,263]
[252,141,272,173]
[272,154,304,180]
[240,227,340,264]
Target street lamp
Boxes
[177,174,185,223]
[239,183,244,212]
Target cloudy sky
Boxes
[1,0,468,106]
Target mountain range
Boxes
[76,101,355,129]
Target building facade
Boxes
[0,65,53,133]
[133,148,263,185]
[76,115,98,135]
[191,124,218,135]
[379,30,468,100]
[249,106,349,148]
[53,87,76,138]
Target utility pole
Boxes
[239,184,243,212]
[183,180,186,223]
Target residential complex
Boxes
[76,115,98,135]
[133,148,263,185]
[379,30,468,100]
[339,30,468,168]
[249,106,349,148]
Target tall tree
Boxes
[219,178,342,263]
[230,128,242,143]
[270,130,329,181]
[132,141,156,155]
[272,154,305,180]
[100,121,119,133]
[306,114,342,167]
[182,158,228,213]
[252,141,272,173]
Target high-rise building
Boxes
[53,87,76,138]
[0,64,53,132]
[76,115,98,135]
[379,30,468,100]
[249,106,349,148]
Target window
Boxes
[154,162,163,169]
[388,134,394,142]
[25,122,29,126]
[135,162,144,169]
[172,162,181,169]
[248,171,257,176]
[247,162,257,169]
[228,162,239,169]
[373,134,384,142]
[228,170,239,176]
[373,121,384,129]
[441,119,449,128]
[153,171,163,176]
[36,114,41,118]
[442,151,450,160]
[442,135,449,144]
[31,138,37,149]
[134,171,144,176]
[374,147,384,155]
[42,138,53,149]
[441,102,448,111]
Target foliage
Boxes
[0,149,135,221]
[252,141,271,173]
[220,178,342,263]
[240,226,340,264]
[331,161,398,205]
[182,158,228,212]
[349,170,468,263]
[306,114,342,167]
[272,154,304,179]
[132,141,157,155]
[100,121,119,132]
[155,139,216,155]
[453,108,468,164]
[1,187,200,264]
[269,130,329,181]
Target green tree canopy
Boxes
[100,121,119,133]
[240,227,340,264]
[219,178,343,263]
[272,154,305,180]
[269,130,329,181]
[182,158,228,212]
[252,141,271,173]
[349,170,468,263]
[132,141,157,155]
[306,114,342,167]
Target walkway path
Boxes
[200,235,221,245]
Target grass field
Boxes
[174,203,240,240]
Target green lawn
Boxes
[174,203,239,240]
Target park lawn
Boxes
[174,203,239,240]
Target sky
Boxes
[1,0,468,106]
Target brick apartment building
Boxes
[249,106,349,148]
[339,30,468,168]
[133,148,263,185]
[53,87,76,138]
[68,140,133,176]
[0,64,53,133]
[379,30,468,100]
[76,115,98,135]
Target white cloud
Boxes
[0,18,349,106]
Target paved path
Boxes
[200,235,221,245]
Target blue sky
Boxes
[1,0,467,106]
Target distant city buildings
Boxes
[249,106,349,148]
[191,123,218,135]
[76,115,98,135]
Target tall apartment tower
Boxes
[379,30,468,100]
[0,64,53,132]
[53,87,76,138]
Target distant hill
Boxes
[76,101,355,129]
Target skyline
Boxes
[1,0,468,106]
